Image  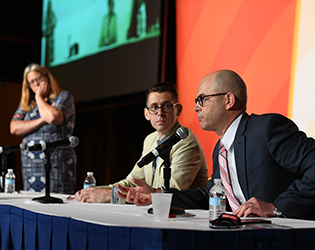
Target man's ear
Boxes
[225,92,236,110]
[176,104,183,116]
[144,108,150,121]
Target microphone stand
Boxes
[159,150,186,216]
[160,150,171,190]
[32,149,63,203]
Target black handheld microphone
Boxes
[28,136,79,152]
[137,127,189,168]
[0,143,27,154]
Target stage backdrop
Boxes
[176,0,315,175]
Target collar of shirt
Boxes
[221,113,246,204]
[221,114,243,150]
[157,122,178,145]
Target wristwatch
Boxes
[273,207,285,218]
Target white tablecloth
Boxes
[1,191,315,231]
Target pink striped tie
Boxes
[219,142,240,211]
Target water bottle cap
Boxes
[213,178,222,184]
[8,169,13,172]
[87,172,94,176]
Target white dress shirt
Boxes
[221,114,246,204]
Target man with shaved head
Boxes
[118,69,315,220]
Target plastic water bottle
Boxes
[5,169,15,193]
[209,178,226,221]
[83,172,96,189]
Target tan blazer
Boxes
[110,122,208,191]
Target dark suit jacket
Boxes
[169,113,315,219]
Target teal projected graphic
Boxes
[41,0,161,67]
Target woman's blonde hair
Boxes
[20,63,62,111]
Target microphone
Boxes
[0,143,27,154]
[137,127,189,168]
[28,136,79,152]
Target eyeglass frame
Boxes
[28,75,46,86]
[146,102,179,115]
[195,93,228,107]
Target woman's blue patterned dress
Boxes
[12,90,76,194]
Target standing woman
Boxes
[10,63,76,194]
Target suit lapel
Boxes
[234,113,250,200]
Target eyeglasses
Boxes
[28,75,45,86]
[195,93,227,107]
[146,102,178,115]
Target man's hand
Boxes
[116,178,161,206]
[74,187,111,203]
[233,197,276,218]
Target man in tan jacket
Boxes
[75,82,208,203]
